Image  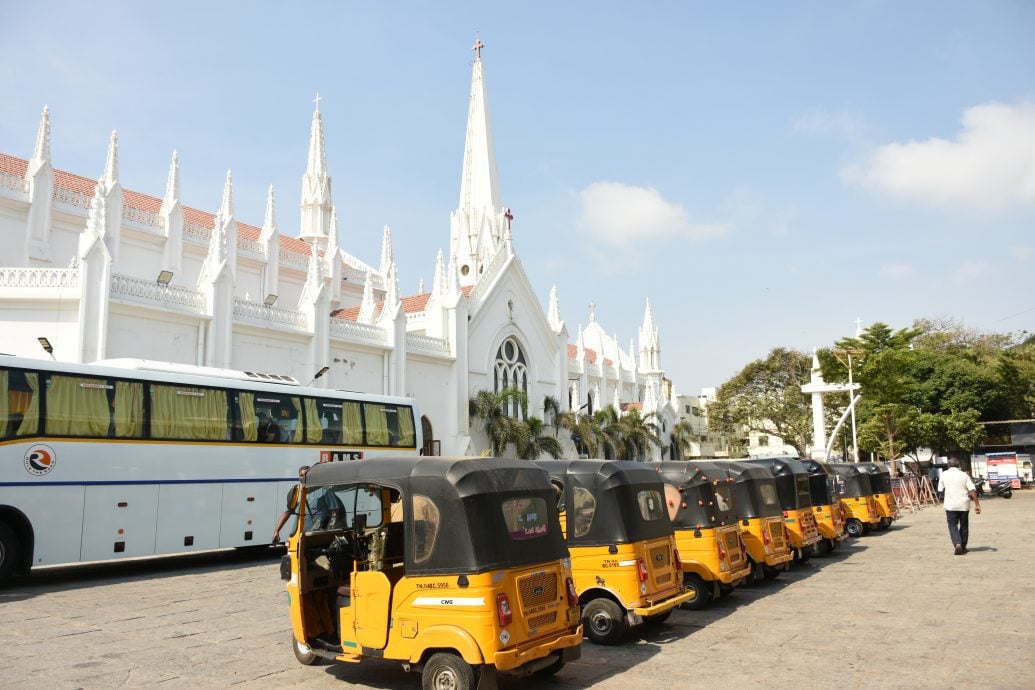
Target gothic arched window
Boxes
[494,337,528,419]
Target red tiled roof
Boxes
[622,402,643,411]
[2,152,307,257]
[566,343,599,364]
[567,344,577,359]
[331,291,433,322]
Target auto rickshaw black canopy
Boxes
[709,460,782,519]
[303,456,568,576]
[800,459,839,506]
[657,461,738,528]
[829,462,874,498]
[857,462,893,493]
[534,459,673,546]
[743,457,814,511]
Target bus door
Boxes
[81,484,159,560]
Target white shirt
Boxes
[938,467,975,512]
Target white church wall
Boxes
[328,345,385,394]
[233,329,310,379]
[116,241,159,282]
[406,358,454,439]
[3,300,81,360]
[181,253,206,288]
[235,263,263,301]
[48,218,84,267]
[106,310,201,364]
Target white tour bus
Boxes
[0,355,421,584]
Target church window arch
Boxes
[494,336,528,419]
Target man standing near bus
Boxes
[937,458,981,555]
[272,465,310,544]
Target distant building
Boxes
[0,44,678,459]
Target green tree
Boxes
[468,387,528,456]
[556,409,600,458]
[670,418,697,460]
[516,416,564,460]
[592,406,623,460]
[710,348,815,458]
[616,408,661,461]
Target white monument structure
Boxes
[0,41,678,459]
[800,349,860,460]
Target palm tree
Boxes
[619,408,662,461]
[542,395,561,433]
[469,387,528,456]
[517,416,563,460]
[670,419,697,460]
[593,406,623,460]
[557,409,599,458]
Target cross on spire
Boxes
[854,316,863,335]
[313,92,322,112]
[504,207,513,229]
[472,35,484,59]
[588,302,597,321]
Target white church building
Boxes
[0,44,679,460]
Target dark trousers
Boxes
[945,510,970,548]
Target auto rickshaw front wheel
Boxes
[582,598,627,645]
[291,634,321,666]
[422,652,476,690]
[679,573,711,611]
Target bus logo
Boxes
[24,444,57,476]
[319,450,364,463]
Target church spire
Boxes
[29,105,51,172]
[300,95,333,244]
[450,36,506,288]
[102,131,119,189]
[379,225,394,275]
[262,184,277,236]
[548,286,563,333]
[162,150,180,208]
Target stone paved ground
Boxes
[1,491,1032,689]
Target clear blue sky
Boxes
[2,1,1033,394]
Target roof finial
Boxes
[313,92,322,112]
[103,130,119,187]
[32,105,51,165]
[588,302,597,321]
[472,34,484,60]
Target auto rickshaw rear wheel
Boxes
[582,597,627,645]
[643,609,672,625]
[845,519,863,538]
[422,652,476,690]
[291,634,320,665]
[761,564,782,580]
[532,654,566,677]
[879,517,891,530]
[680,573,711,611]
[813,539,830,557]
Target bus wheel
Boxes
[422,652,475,690]
[0,522,19,585]
[582,598,627,645]
[680,573,711,611]
[845,520,863,538]
[291,634,320,666]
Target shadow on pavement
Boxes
[964,545,997,553]
[1,545,284,600]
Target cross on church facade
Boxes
[588,302,597,320]
[504,207,513,230]
[472,36,484,59]
[313,92,322,112]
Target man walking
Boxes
[937,458,981,555]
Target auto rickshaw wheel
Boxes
[680,573,711,611]
[845,520,863,538]
[813,539,829,557]
[761,564,782,580]
[879,517,891,530]
[582,597,627,645]
[422,652,476,690]
[291,634,320,666]
[532,654,566,677]
[644,609,673,625]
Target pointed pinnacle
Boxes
[103,130,119,186]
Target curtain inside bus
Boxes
[398,406,415,446]
[238,391,258,441]
[16,372,40,437]
[363,402,390,445]
[113,381,144,438]
[343,402,363,444]
[46,375,110,437]
[303,398,322,443]
[290,397,305,443]
[151,385,228,440]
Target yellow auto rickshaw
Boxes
[282,457,583,689]
[801,458,848,554]
[744,457,822,561]
[858,461,899,529]
[535,459,690,644]
[657,461,752,609]
[829,462,882,537]
[711,460,794,580]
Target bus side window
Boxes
[151,384,229,440]
[1,369,40,439]
[45,374,112,438]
